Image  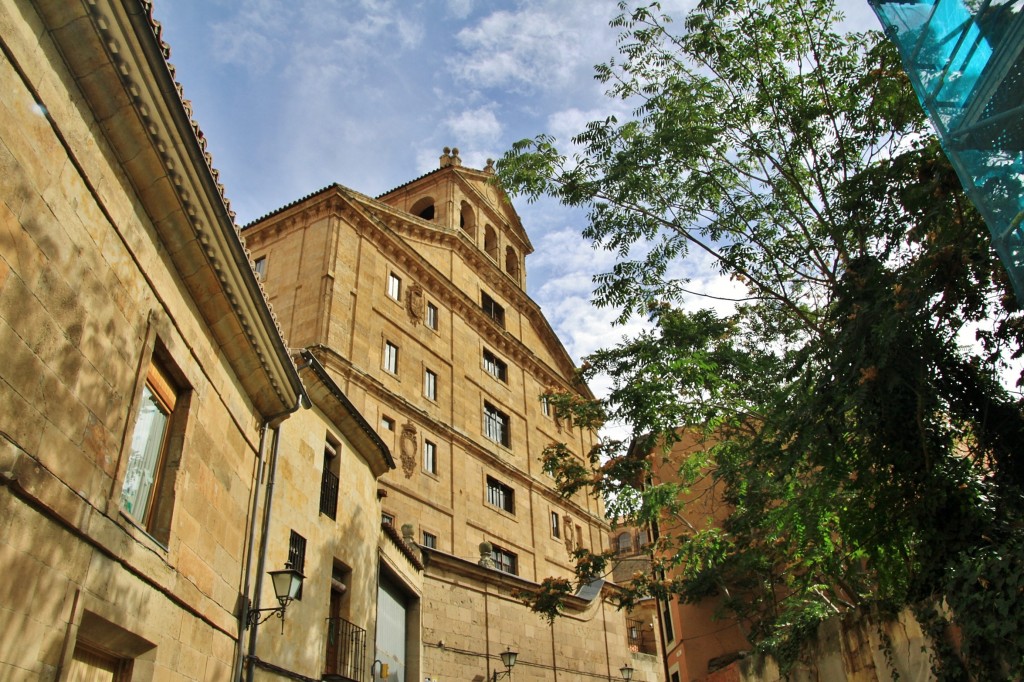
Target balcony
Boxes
[324,617,366,682]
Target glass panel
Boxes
[120,385,169,521]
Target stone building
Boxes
[243,151,660,681]
[0,1,398,681]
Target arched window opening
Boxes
[617,532,633,554]
[410,197,435,221]
[484,225,498,261]
[460,201,476,238]
[505,246,520,281]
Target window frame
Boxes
[319,434,341,519]
[423,439,437,475]
[422,531,437,549]
[380,415,395,432]
[551,511,561,539]
[481,291,505,328]
[288,530,307,600]
[387,272,402,301]
[486,476,515,514]
[383,340,399,374]
[424,368,438,401]
[120,360,181,540]
[426,302,439,330]
[253,256,267,280]
[490,544,518,575]
[482,349,508,383]
[483,402,510,447]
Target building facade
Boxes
[243,151,660,681]
[0,2,398,681]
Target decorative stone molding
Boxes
[400,422,418,478]
[406,283,425,325]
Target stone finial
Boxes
[440,147,452,168]
[478,541,495,568]
[401,523,415,544]
[484,158,495,174]
[450,147,462,167]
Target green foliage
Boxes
[500,0,1024,676]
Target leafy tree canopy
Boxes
[498,0,1024,677]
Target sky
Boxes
[154,0,881,376]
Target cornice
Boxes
[39,0,302,416]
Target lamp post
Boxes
[619,663,635,680]
[246,564,304,629]
[492,647,518,681]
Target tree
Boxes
[499,0,1024,677]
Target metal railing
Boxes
[324,617,366,681]
[627,617,657,655]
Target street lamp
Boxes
[492,647,518,681]
[246,564,304,628]
[620,663,635,681]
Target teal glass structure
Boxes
[871,0,1024,296]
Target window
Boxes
[541,395,551,417]
[387,272,402,301]
[424,368,437,400]
[383,341,399,374]
[617,532,633,554]
[638,530,649,547]
[426,302,438,330]
[121,360,183,543]
[382,512,394,526]
[422,531,437,549]
[551,511,561,538]
[483,402,510,447]
[481,292,505,328]
[491,544,518,575]
[381,416,395,432]
[662,600,675,643]
[253,256,267,280]
[484,225,498,260]
[486,476,514,514]
[423,440,437,475]
[482,349,507,383]
[288,530,307,599]
[320,435,340,519]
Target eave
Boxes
[36,0,302,417]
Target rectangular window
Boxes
[491,545,518,575]
[422,531,437,549]
[662,600,675,643]
[551,511,560,538]
[121,361,182,542]
[288,530,307,599]
[481,292,505,328]
[424,368,437,400]
[381,416,395,432]
[486,476,514,514]
[387,272,402,301]
[423,440,437,474]
[253,256,267,280]
[426,302,438,330]
[382,512,394,526]
[483,402,510,447]
[482,349,507,382]
[541,395,551,417]
[383,341,399,374]
[320,435,340,519]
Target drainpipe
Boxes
[234,423,270,681]
[238,390,308,682]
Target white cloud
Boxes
[448,1,615,95]
[445,107,504,146]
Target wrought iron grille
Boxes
[324,617,366,682]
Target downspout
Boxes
[234,423,269,681]
[239,392,308,682]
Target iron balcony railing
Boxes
[627,617,657,655]
[324,617,366,682]
[320,467,339,520]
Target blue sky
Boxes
[154,0,880,370]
